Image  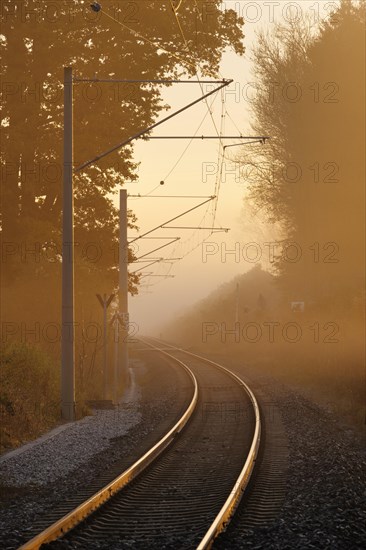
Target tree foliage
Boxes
[0,1,245,400]
[1,0,244,273]
[0,2,244,307]
[241,0,365,307]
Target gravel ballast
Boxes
[1,351,365,549]
[212,356,366,550]
[0,353,191,549]
[0,402,142,487]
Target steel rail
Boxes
[18,349,198,550]
[146,338,261,550]
[19,339,260,550]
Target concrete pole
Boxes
[61,67,75,421]
[113,315,118,405]
[103,294,108,400]
[119,189,129,391]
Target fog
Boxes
[1,0,364,447]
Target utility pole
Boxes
[60,64,259,414]
[113,313,119,404]
[110,310,125,404]
[119,189,129,392]
[61,67,75,421]
[235,283,240,325]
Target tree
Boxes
[0,1,245,396]
[1,0,244,272]
[240,0,365,308]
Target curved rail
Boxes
[19,348,198,550]
[146,338,261,549]
[19,339,261,550]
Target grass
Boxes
[0,342,61,452]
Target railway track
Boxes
[147,340,288,547]
[19,339,260,550]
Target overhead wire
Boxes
[191,1,245,125]
[93,1,230,140]
[101,8,198,73]
[210,88,226,227]
[168,0,223,146]
[94,2,247,285]
[97,0,247,162]
[225,106,245,136]
[129,95,219,200]
[161,96,216,182]
[142,2,261,285]
[70,6,199,284]
[137,0,231,283]
[166,0,227,251]
[188,3,261,231]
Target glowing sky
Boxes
[113,1,341,333]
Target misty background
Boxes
[1,0,364,449]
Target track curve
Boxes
[19,339,260,550]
